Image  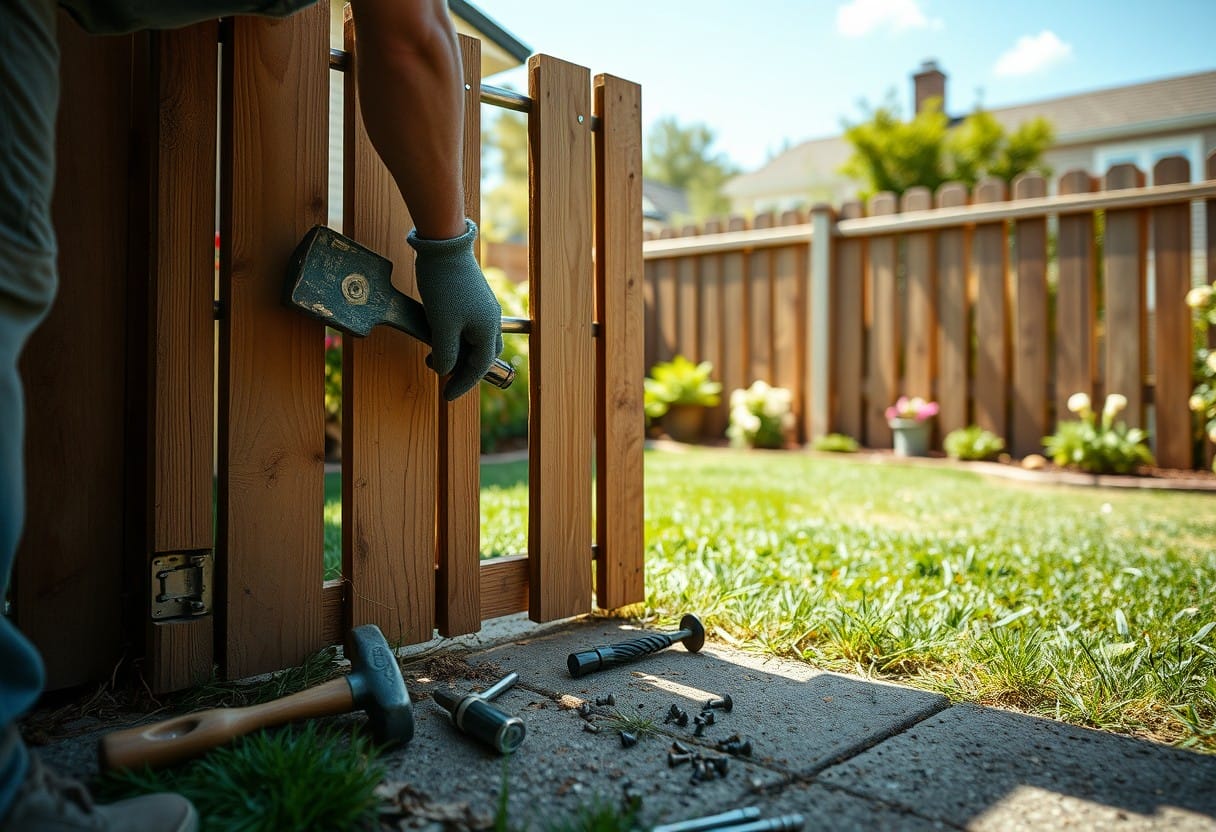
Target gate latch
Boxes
[150,553,213,620]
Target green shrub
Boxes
[1187,280,1216,472]
[480,268,530,453]
[812,433,859,453]
[726,380,793,449]
[1043,393,1154,474]
[643,355,721,421]
[944,425,1005,461]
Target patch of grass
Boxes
[175,646,344,711]
[95,723,385,832]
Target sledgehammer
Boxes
[285,225,523,388]
[99,625,412,771]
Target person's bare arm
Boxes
[347,0,465,240]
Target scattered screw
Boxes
[699,710,716,726]
[583,723,601,734]
[705,694,734,712]
[668,751,694,767]
[693,721,707,737]
[675,711,690,727]
[715,734,741,749]
[595,694,615,707]
[670,740,692,754]
[727,739,753,757]
[577,702,592,717]
[619,730,638,748]
[712,756,730,776]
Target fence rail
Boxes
[17,10,643,693]
[644,157,1216,469]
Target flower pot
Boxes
[664,404,705,444]
[889,418,931,457]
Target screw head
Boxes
[667,751,692,767]
[675,712,689,727]
[619,730,638,748]
[706,694,734,712]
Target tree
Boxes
[841,96,1054,198]
[481,108,529,242]
[644,117,739,221]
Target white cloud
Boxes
[836,0,941,37]
[993,31,1074,77]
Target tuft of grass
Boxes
[95,723,385,832]
[176,646,344,711]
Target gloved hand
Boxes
[407,219,504,401]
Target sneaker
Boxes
[0,755,197,832]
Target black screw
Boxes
[595,694,615,707]
[705,694,734,712]
[583,723,601,734]
[620,730,638,748]
[699,710,715,726]
[715,734,741,749]
[577,702,592,717]
[671,740,692,754]
[693,721,707,737]
[668,751,694,767]
[675,711,689,727]
[727,739,753,757]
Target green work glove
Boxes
[407,219,504,401]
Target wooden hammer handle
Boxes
[100,676,355,771]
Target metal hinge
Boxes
[150,552,213,620]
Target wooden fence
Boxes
[16,9,643,694]
[644,156,1216,469]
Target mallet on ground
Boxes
[567,614,705,678]
[99,625,412,771]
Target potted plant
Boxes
[885,396,938,456]
[727,380,795,449]
[644,355,722,443]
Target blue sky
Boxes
[474,0,1216,171]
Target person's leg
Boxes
[0,0,61,819]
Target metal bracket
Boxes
[150,552,213,620]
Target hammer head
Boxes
[345,625,413,748]
[286,226,403,338]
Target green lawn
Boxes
[326,448,1216,751]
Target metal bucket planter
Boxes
[664,404,705,443]
[890,418,931,457]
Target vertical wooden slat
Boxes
[972,178,1009,440]
[808,204,834,442]
[436,34,483,637]
[219,5,327,679]
[835,201,865,441]
[17,17,131,690]
[594,73,644,610]
[748,211,775,385]
[146,23,219,692]
[1055,171,1097,429]
[1207,151,1216,470]
[643,256,658,375]
[528,54,594,622]
[1011,173,1049,458]
[773,210,805,439]
[1103,164,1148,427]
[655,230,677,364]
[341,13,437,646]
[935,183,969,438]
[1151,157,1193,469]
[721,216,749,425]
[700,219,728,437]
[902,188,935,409]
[677,226,700,362]
[865,193,898,446]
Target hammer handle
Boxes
[101,676,355,771]
[385,293,516,389]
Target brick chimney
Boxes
[913,59,946,114]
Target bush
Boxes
[727,381,794,449]
[643,356,721,422]
[1042,393,1154,474]
[944,425,1005,461]
[1187,281,1216,472]
[812,433,859,453]
[479,268,530,453]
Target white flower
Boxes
[730,388,746,408]
[1209,423,1216,444]
[1208,352,1216,374]
[1067,393,1091,414]
[1103,393,1127,416]
[1186,285,1213,309]
[1191,395,1208,412]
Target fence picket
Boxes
[972,178,1009,440]
[527,54,594,621]
[656,228,677,364]
[1055,171,1097,428]
[834,201,866,442]
[700,219,728,436]
[722,216,750,426]
[866,194,899,446]
[748,211,776,387]
[1103,164,1148,426]
[1208,151,1216,470]
[1151,157,1193,469]
[677,225,700,363]
[901,188,935,422]
[1012,173,1049,458]
[774,210,806,438]
[935,183,969,438]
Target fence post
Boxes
[594,73,644,610]
[808,204,835,442]
[528,54,594,622]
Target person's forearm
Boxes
[348,0,466,241]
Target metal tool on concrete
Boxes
[431,671,526,754]
[99,625,412,771]
[566,614,705,678]
[652,807,762,832]
[285,225,525,388]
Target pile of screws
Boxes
[714,734,752,757]
[666,740,731,784]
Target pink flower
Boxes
[887,395,938,421]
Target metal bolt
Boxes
[619,730,638,748]
[705,694,734,712]
[595,694,615,707]
[675,711,689,727]
[732,740,753,757]
[583,723,601,734]
[667,751,694,767]
[699,710,715,726]
[577,702,592,717]
[715,734,741,750]
[577,114,585,123]
[693,721,706,737]
[712,756,730,776]
[670,740,692,754]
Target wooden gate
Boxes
[16,8,644,693]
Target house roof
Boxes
[448,0,531,77]
[642,180,690,222]
[726,69,1216,199]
